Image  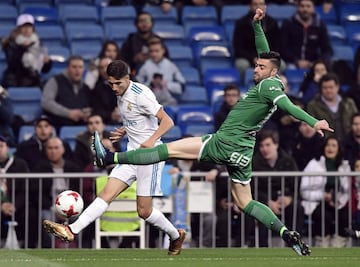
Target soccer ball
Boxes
[55,190,84,219]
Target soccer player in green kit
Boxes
[93,8,333,255]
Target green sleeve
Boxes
[253,21,270,55]
[276,96,318,127]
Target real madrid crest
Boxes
[127,102,132,111]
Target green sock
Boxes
[113,144,169,165]
[243,200,287,236]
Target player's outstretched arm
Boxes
[313,120,334,137]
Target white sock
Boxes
[69,197,108,234]
[145,208,179,240]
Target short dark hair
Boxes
[223,84,240,94]
[319,72,340,88]
[135,11,153,25]
[67,55,84,66]
[259,51,281,69]
[106,60,130,79]
[257,129,279,144]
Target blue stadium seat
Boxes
[180,85,208,105]
[59,126,87,151]
[339,2,360,26]
[332,44,355,67]
[345,24,360,50]
[104,23,136,45]
[66,24,104,47]
[143,5,178,25]
[220,5,248,28]
[182,6,218,32]
[100,6,136,25]
[37,25,66,47]
[285,68,307,95]
[267,4,296,26]
[187,26,226,46]
[192,42,232,73]
[7,86,42,123]
[327,24,347,45]
[21,6,59,25]
[70,43,102,66]
[244,68,254,87]
[154,24,185,46]
[179,66,201,85]
[224,23,235,48]
[17,0,53,4]
[47,46,70,68]
[315,5,338,25]
[0,4,18,25]
[59,5,99,25]
[0,25,13,40]
[168,45,193,68]
[18,125,35,143]
[162,125,182,143]
[184,124,214,137]
[176,105,214,133]
[54,0,94,4]
[203,68,241,89]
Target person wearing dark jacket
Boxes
[121,11,166,74]
[280,0,333,70]
[0,85,15,146]
[15,116,73,171]
[0,136,31,247]
[214,84,241,131]
[342,113,360,169]
[31,137,82,248]
[233,0,282,82]
[250,129,304,247]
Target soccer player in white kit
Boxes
[43,59,186,255]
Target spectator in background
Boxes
[15,115,73,171]
[342,113,360,169]
[300,136,350,247]
[0,136,31,248]
[90,57,121,125]
[306,73,358,141]
[32,137,82,248]
[41,56,92,131]
[292,121,324,171]
[85,40,122,90]
[73,114,117,171]
[0,85,15,147]
[136,37,185,102]
[250,129,304,247]
[233,0,283,82]
[346,65,360,111]
[1,14,52,88]
[280,0,333,70]
[298,59,329,106]
[121,12,165,74]
[214,84,241,131]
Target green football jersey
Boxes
[217,75,286,148]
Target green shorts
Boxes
[199,134,254,184]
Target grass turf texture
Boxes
[0,248,359,267]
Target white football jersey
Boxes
[118,81,162,151]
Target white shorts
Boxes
[109,162,165,197]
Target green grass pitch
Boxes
[0,248,359,267]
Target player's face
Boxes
[351,116,360,138]
[108,75,130,96]
[254,58,277,84]
[35,121,54,141]
[259,137,278,161]
[67,59,85,82]
[324,138,339,159]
